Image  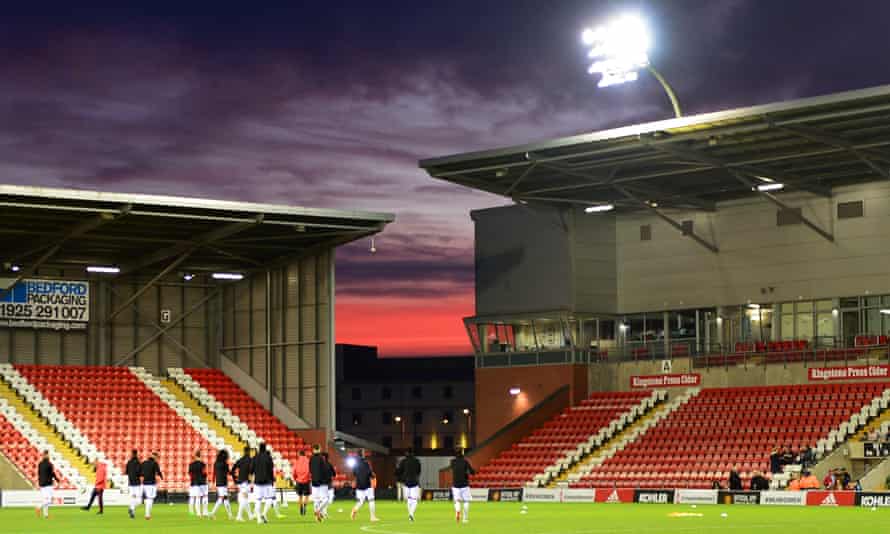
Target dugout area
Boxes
[0,184,393,432]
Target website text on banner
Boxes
[630,374,701,389]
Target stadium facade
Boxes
[0,185,394,433]
[421,85,890,445]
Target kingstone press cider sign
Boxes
[0,279,89,330]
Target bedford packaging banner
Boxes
[561,488,595,503]
[808,365,890,381]
[630,374,701,389]
[0,278,90,330]
[858,493,890,507]
[760,491,806,506]
[633,489,675,504]
[718,491,760,505]
[676,489,718,505]
[805,491,856,506]
[595,488,635,503]
[523,488,561,503]
[489,488,523,502]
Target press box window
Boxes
[837,200,864,219]
[640,224,652,241]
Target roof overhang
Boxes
[420,84,890,213]
[0,184,394,279]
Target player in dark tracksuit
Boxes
[309,445,329,521]
[397,448,422,521]
[350,452,378,522]
[126,450,142,519]
[233,447,254,521]
[188,451,208,517]
[37,451,59,519]
[210,449,233,519]
[450,450,475,523]
[140,452,163,520]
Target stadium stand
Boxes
[470,390,658,488]
[570,382,890,489]
[177,368,314,480]
[0,363,121,488]
[563,388,698,487]
[15,364,218,490]
[0,398,79,490]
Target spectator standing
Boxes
[769,448,782,475]
[750,471,770,491]
[728,469,743,491]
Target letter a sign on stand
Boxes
[661,360,673,374]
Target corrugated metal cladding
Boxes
[1,251,334,428]
[220,250,332,429]
[1,267,217,371]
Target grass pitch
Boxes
[2,501,888,534]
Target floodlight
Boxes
[10,264,21,272]
[462,408,470,415]
[584,204,615,213]
[86,265,120,274]
[880,309,890,315]
[345,456,358,469]
[212,272,244,280]
[509,387,521,396]
[183,273,195,281]
[582,14,651,88]
[756,183,785,192]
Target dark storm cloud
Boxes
[2,0,890,313]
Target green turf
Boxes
[2,501,888,534]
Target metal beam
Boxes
[614,185,719,254]
[112,288,219,367]
[778,123,890,179]
[0,208,130,297]
[119,216,263,275]
[503,161,538,195]
[106,250,195,322]
[648,142,834,198]
[729,172,834,243]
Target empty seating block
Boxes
[470,391,650,488]
[572,382,887,490]
[183,369,320,482]
[17,365,216,490]
[0,412,73,489]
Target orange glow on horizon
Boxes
[335,292,474,357]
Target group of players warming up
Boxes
[35,444,477,524]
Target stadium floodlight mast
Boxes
[582,13,683,118]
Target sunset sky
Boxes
[3,2,890,356]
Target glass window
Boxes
[352,413,362,426]
[817,312,835,341]
[781,303,794,314]
[381,387,392,400]
[413,435,423,451]
[444,436,455,451]
[411,386,423,399]
[443,386,453,399]
[382,412,392,425]
[866,296,882,307]
[796,313,814,340]
[351,388,362,401]
[797,301,814,313]
[781,314,795,340]
[883,295,890,306]
[816,300,833,312]
[413,411,423,425]
[865,308,882,335]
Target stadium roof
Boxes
[420,84,890,251]
[0,184,394,280]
